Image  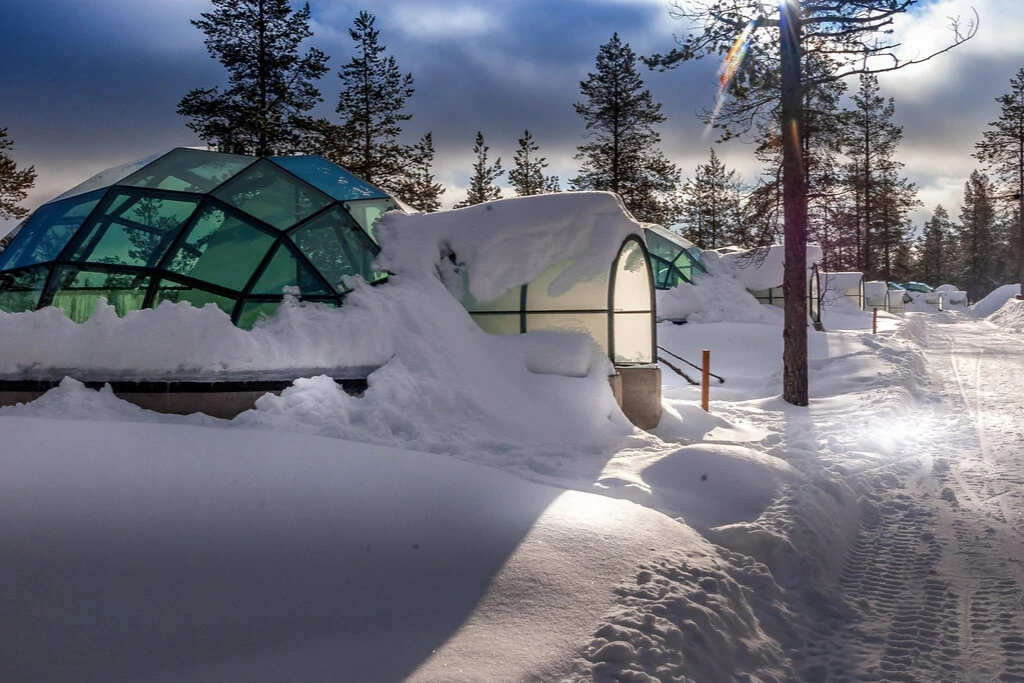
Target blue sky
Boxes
[2,0,1022,235]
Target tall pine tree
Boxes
[328,11,414,190]
[508,130,560,196]
[571,33,680,224]
[0,128,36,222]
[178,0,329,156]
[676,148,747,249]
[974,68,1024,294]
[958,170,1000,300]
[455,132,503,208]
[389,132,445,212]
[916,205,955,285]
[840,73,915,279]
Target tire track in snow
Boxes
[811,483,964,683]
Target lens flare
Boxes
[705,20,757,138]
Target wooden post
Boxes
[872,307,878,334]
[701,349,711,412]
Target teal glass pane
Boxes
[0,190,104,271]
[49,267,149,323]
[250,242,331,296]
[344,198,398,243]
[165,205,275,291]
[290,207,384,292]
[270,155,389,201]
[152,279,236,316]
[70,193,200,267]
[121,148,255,194]
[213,159,332,230]
[236,300,281,329]
[47,151,166,204]
[643,230,681,263]
[0,266,50,313]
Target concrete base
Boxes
[0,377,368,420]
[610,364,662,430]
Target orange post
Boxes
[872,307,878,334]
[701,349,711,412]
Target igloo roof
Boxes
[0,148,399,328]
[642,225,707,290]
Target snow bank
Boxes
[0,290,394,379]
[988,297,1024,332]
[704,244,823,290]
[0,415,753,683]
[375,191,643,303]
[971,284,1022,317]
[655,273,776,324]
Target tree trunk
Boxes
[781,0,809,406]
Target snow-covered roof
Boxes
[702,244,823,291]
[375,191,645,303]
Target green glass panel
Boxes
[47,151,166,204]
[236,300,281,329]
[0,266,50,313]
[251,242,330,296]
[165,205,275,291]
[525,259,608,312]
[613,312,654,364]
[290,208,384,292]
[0,190,104,271]
[643,230,681,263]
[70,193,200,267]
[344,198,397,243]
[152,279,236,317]
[525,312,609,357]
[471,314,521,335]
[214,159,332,230]
[49,268,149,323]
[613,241,652,312]
[121,148,254,193]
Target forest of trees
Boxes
[3,1,1019,301]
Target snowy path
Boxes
[805,316,1024,682]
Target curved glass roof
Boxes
[642,225,707,290]
[0,149,396,327]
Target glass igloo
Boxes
[642,225,708,289]
[0,148,397,328]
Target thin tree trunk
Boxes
[781,0,808,406]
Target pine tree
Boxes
[840,74,917,279]
[328,11,414,190]
[389,132,445,212]
[455,132,503,208]
[571,33,680,223]
[0,128,36,222]
[958,170,1000,300]
[177,0,329,156]
[676,149,747,249]
[974,68,1024,293]
[917,205,955,284]
[646,0,975,407]
[508,130,560,197]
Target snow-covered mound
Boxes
[971,284,1022,317]
[703,244,823,290]
[988,297,1024,332]
[376,191,642,303]
[655,273,776,324]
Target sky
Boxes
[2,0,1023,237]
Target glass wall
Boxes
[0,149,394,328]
[460,235,655,366]
[642,225,707,290]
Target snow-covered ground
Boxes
[3,194,1024,680]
